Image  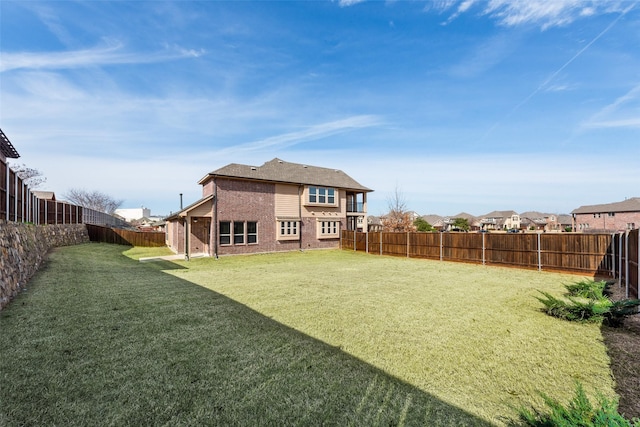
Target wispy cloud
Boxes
[337,0,366,7]
[0,42,205,73]
[442,0,636,29]
[583,84,640,129]
[479,4,633,141]
[219,115,383,155]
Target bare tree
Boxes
[11,163,47,188]
[381,185,415,232]
[64,188,123,214]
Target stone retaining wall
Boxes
[0,221,89,310]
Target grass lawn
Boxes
[0,244,614,426]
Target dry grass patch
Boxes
[161,249,615,425]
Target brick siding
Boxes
[574,212,640,232]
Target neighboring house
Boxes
[32,191,56,201]
[367,215,383,232]
[115,207,151,222]
[450,212,479,231]
[571,198,640,232]
[421,214,444,231]
[480,210,521,230]
[165,158,372,258]
[519,211,566,232]
[557,214,573,231]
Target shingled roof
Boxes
[199,158,372,192]
[0,128,20,159]
[571,198,640,214]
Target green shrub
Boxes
[536,280,640,326]
[565,279,606,300]
[519,382,640,426]
[536,291,612,323]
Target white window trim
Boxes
[277,219,300,241]
[317,219,340,239]
[306,186,338,207]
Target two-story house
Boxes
[479,210,521,231]
[166,158,372,258]
[572,198,640,232]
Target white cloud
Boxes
[583,84,640,129]
[216,115,383,155]
[338,0,366,7]
[443,0,636,29]
[0,42,204,72]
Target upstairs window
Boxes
[308,186,336,206]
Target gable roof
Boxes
[199,158,372,192]
[0,128,20,159]
[32,191,56,200]
[571,197,640,214]
[165,195,215,220]
[482,210,518,218]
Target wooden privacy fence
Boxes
[2,156,130,227]
[86,224,166,247]
[342,230,639,298]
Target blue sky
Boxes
[1,1,639,217]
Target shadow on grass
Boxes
[0,244,496,426]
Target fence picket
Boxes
[344,230,639,298]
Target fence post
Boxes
[5,164,8,221]
[439,232,443,261]
[625,230,630,299]
[366,231,369,254]
[482,232,485,265]
[354,229,356,252]
[407,232,410,258]
[537,233,542,271]
[380,231,382,256]
[13,171,18,221]
[618,232,623,287]
[611,233,616,277]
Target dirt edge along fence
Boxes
[341,230,639,299]
[86,224,165,247]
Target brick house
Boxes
[572,198,640,232]
[166,158,372,258]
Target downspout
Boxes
[185,216,190,261]
[214,178,219,259]
[298,184,303,251]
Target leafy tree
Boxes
[64,188,123,214]
[11,163,47,188]
[451,217,470,231]
[414,217,434,232]
[381,185,415,232]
